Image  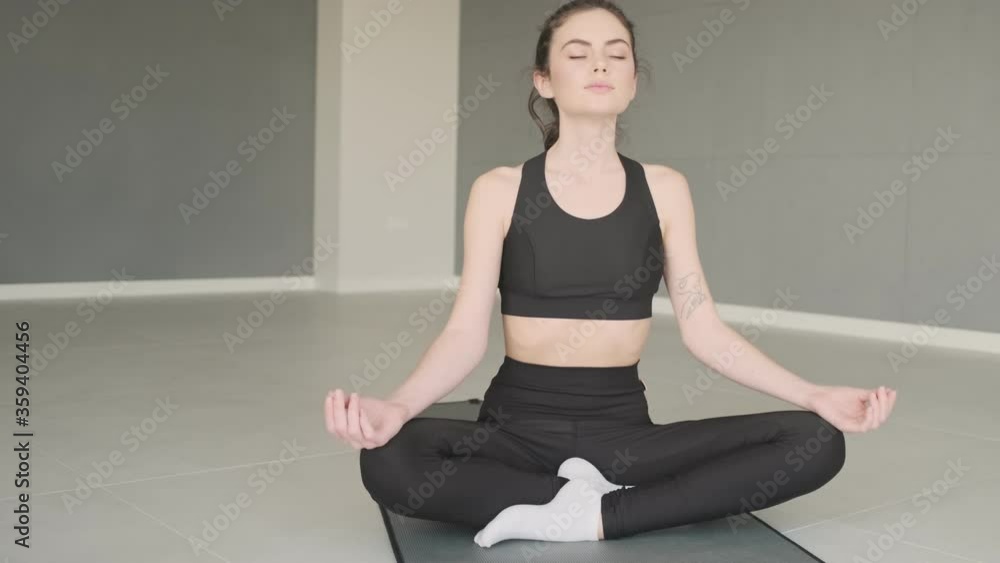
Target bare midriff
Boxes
[501,315,652,367]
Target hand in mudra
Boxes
[809,385,897,433]
[324,388,409,450]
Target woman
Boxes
[325,0,897,547]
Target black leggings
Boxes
[359,356,846,540]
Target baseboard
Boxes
[332,275,460,294]
[651,296,1000,356]
[0,276,315,302]
[5,273,995,356]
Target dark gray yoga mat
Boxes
[375,399,825,563]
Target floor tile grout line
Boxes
[892,419,1000,442]
[781,473,1000,535]
[796,522,983,563]
[0,449,356,501]
[37,449,235,563]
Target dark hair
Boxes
[528,0,649,150]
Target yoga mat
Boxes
[375,399,825,563]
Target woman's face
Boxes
[536,9,637,118]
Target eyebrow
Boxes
[560,38,630,50]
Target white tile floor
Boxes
[0,291,997,563]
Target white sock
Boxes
[473,479,602,548]
[557,457,634,494]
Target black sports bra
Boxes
[498,150,665,320]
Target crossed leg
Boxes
[575,410,846,540]
[359,416,574,528]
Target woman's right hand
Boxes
[324,388,409,450]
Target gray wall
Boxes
[0,0,316,283]
[456,0,1000,334]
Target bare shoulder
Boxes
[468,162,524,236]
[477,162,522,192]
[639,162,689,195]
[636,162,693,230]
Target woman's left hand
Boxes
[808,385,897,433]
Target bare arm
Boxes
[386,169,509,421]
[652,166,821,410]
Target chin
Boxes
[563,96,627,114]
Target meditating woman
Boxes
[325,0,897,547]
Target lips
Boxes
[586,83,614,91]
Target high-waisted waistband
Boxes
[478,355,651,424]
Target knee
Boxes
[788,411,846,483]
[358,418,430,505]
[359,447,389,503]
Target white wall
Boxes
[316,0,461,293]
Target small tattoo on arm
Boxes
[676,273,706,319]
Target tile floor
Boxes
[0,291,996,563]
